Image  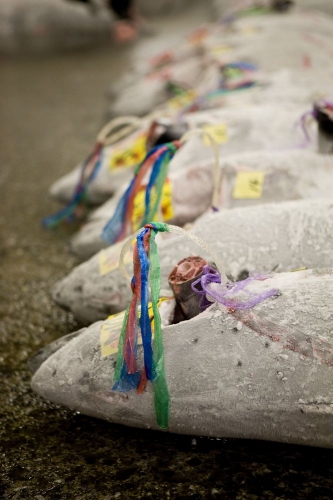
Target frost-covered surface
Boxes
[51,91,321,205]
[34,268,333,448]
[68,146,331,259]
[108,8,333,116]
[50,9,333,205]
[212,0,333,18]
[53,198,333,324]
[173,104,315,168]
[0,0,112,53]
[52,68,332,206]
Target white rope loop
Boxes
[96,109,173,147]
[180,127,221,209]
[119,223,228,287]
[97,116,143,146]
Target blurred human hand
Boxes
[112,20,137,43]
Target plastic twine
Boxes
[179,127,221,211]
[192,265,279,310]
[113,222,170,428]
[102,142,181,245]
[299,108,316,148]
[102,126,221,245]
[175,62,259,119]
[116,221,279,428]
[42,116,142,228]
[119,222,226,284]
[299,100,333,148]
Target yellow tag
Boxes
[233,171,265,199]
[100,310,126,358]
[132,179,174,231]
[168,90,197,111]
[99,241,133,276]
[210,44,232,55]
[109,134,147,171]
[202,124,228,146]
[291,267,307,272]
[100,298,171,358]
[240,26,259,35]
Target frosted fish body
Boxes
[33,269,333,448]
[68,105,318,259]
[68,146,331,260]
[53,198,333,324]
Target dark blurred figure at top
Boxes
[73,0,144,42]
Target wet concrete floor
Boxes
[1,5,333,499]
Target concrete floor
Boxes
[1,3,333,499]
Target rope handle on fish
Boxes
[97,108,173,147]
[97,115,143,147]
[180,127,221,210]
[119,222,227,285]
[42,110,168,228]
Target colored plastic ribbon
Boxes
[42,115,142,228]
[299,99,333,147]
[116,222,280,428]
[42,142,103,228]
[113,222,170,428]
[102,142,180,245]
[177,61,259,118]
[192,265,280,310]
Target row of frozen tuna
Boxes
[31,3,333,448]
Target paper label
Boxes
[240,26,259,35]
[109,134,147,171]
[100,298,171,358]
[99,242,133,276]
[132,179,174,231]
[100,310,127,358]
[168,90,197,111]
[233,171,265,199]
[202,123,228,146]
[210,44,232,56]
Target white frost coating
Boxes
[109,53,213,118]
[34,269,333,448]
[69,146,331,259]
[50,9,333,203]
[108,8,333,117]
[211,0,333,17]
[68,187,126,259]
[53,198,333,324]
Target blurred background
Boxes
[1,1,333,499]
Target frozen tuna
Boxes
[53,198,333,324]
[32,267,333,448]
[68,144,331,260]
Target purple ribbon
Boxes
[192,265,279,310]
